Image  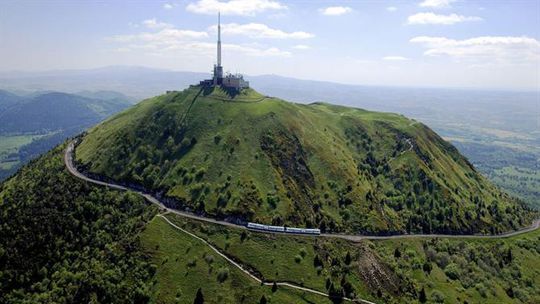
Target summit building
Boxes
[200,13,249,90]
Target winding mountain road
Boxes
[64,141,540,242]
[64,141,539,303]
[65,141,374,303]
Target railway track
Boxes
[65,141,540,242]
[64,140,540,303]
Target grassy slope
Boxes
[77,85,534,234]
[0,130,536,303]
[140,216,332,304]
[160,213,540,304]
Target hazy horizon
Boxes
[1,0,539,90]
[2,64,540,94]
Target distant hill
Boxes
[0,89,23,112]
[75,90,137,104]
[0,92,131,134]
[76,86,534,235]
[0,66,206,99]
[0,90,132,181]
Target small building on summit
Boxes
[200,13,249,90]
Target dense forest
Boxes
[0,144,156,303]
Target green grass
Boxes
[162,212,382,302]
[76,85,535,235]
[140,215,333,304]
[372,227,540,303]
[165,213,327,291]
[158,213,540,304]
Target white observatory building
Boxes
[201,13,249,90]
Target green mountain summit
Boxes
[76,86,533,234]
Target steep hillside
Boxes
[0,144,337,303]
[0,145,156,303]
[76,86,534,234]
[155,212,540,304]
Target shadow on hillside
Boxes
[202,85,214,96]
[221,86,240,99]
[201,85,240,99]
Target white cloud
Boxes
[319,6,352,16]
[292,44,310,50]
[107,21,290,58]
[108,26,209,44]
[410,36,540,63]
[382,56,409,61]
[143,18,173,29]
[163,3,174,10]
[419,0,456,8]
[186,0,286,16]
[387,6,398,12]
[213,23,314,39]
[407,12,482,25]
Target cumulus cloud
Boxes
[382,56,409,61]
[410,35,540,63]
[186,0,286,16]
[419,0,456,8]
[163,3,174,10]
[319,6,352,16]
[407,12,482,25]
[107,20,290,58]
[212,23,314,39]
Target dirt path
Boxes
[64,140,540,303]
[157,214,374,303]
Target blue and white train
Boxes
[247,222,321,235]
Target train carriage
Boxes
[247,222,320,235]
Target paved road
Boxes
[65,141,540,242]
[65,142,375,303]
[64,141,539,303]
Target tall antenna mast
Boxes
[201,11,248,89]
[217,12,222,67]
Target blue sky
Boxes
[1,0,539,90]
